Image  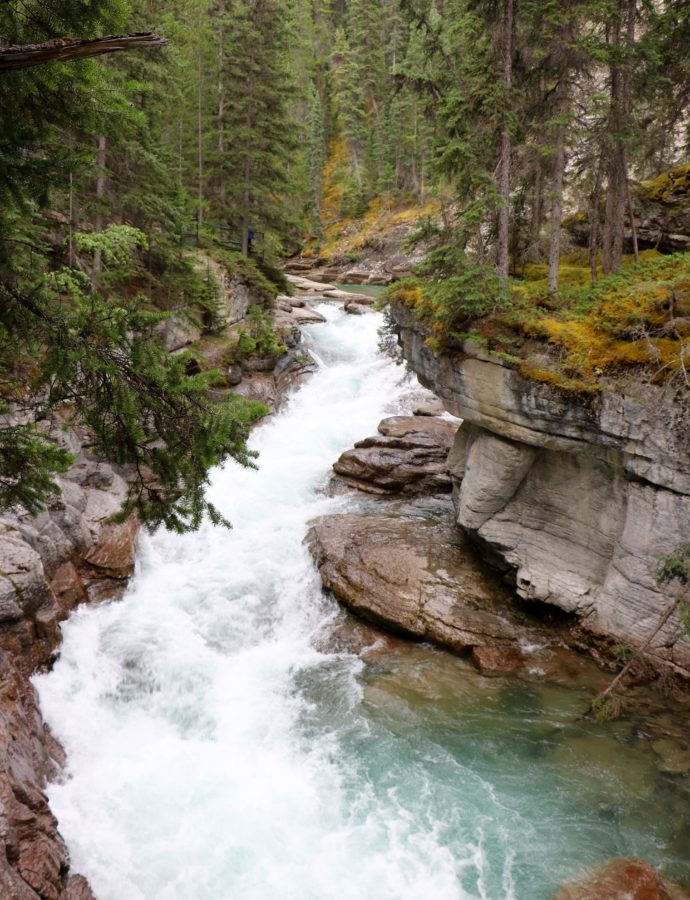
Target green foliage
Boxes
[1,280,265,531]
[613,643,634,666]
[656,544,690,588]
[229,306,287,362]
[209,250,282,304]
[0,419,72,515]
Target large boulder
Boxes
[333,415,457,495]
[307,498,547,669]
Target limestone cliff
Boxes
[391,302,690,676]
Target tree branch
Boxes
[0,33,167,72]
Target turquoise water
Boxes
[36,305,690,899]
[336,283,387,299]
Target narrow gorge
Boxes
[24,290,690,900]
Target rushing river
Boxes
[36,304,690,900]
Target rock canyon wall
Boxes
[390,303,690,676]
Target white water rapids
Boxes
[35,304,690,899]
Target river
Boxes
[35,303,690,899]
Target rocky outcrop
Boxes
[332,415,456,495]
[566,177,690,255]
[391,302,690,675]
[0,428,138,898]
[307,498,590,677]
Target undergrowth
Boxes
[385,249,690,392]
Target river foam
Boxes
[35,304,690,900]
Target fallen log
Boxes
[0,33,167,72]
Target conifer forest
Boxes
[1,2,690,899]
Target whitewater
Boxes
[35,304,690,900]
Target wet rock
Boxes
[276,294,306,308]
[289,306,327,326]
[274,348,318,397]
[49,562,87,616]
[343,302,373,316]
[64,875,96,900]
[552,858,690,900]
[83,518,139,581]
[323,289,370,301]
[332,415,457,495]
[413,399,446,417]
[651,738,690,775]
[471,644,524,675]
[234,373,279,409]
[307,499,543,660]
[0,651,72,899]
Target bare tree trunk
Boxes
[584,592,682,719]
[625,168,640,262]
[496,0,514,281]
[93,133,106,282]
[217,1,226,219]
[548,113,567,294]
[197,38,204,230]
[589,160,604,286]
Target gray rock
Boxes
[333,415,457,495]
[306,501,543,666]
[391,303,690,674]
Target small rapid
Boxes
[36,305,690,900]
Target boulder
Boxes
[323,289,371,302]
[332,415,457,495]
[552,859,690,900]
[154,311,202,352]
[343,302,374,316]
[83,518,139,581]
[289,306,327,325]
[307,499,547,662]
[286,274,332,293]
[413,399,446,417]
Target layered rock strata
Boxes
[332,415,456,495]
[391,303,690,675]
[307,498,594,678]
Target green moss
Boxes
[392,251,690,391]
[639,164,690,203]
[207,249,284,304]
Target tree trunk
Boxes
[0,33,166,71]
[602,0,635,275]
[217,1,226,218]
[197,34,204,230]
[548,115,566,294]
[589,160,604,286]
[93,133,107,282]
[496,0,514,281]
